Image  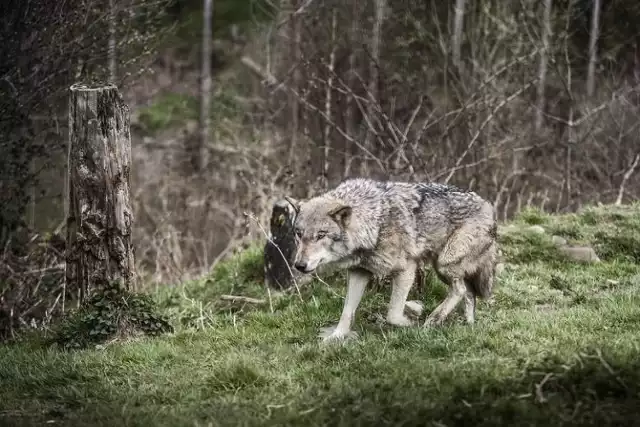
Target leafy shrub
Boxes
[593,231,640,263]
[51,281,173,349]
[515,208,548,225]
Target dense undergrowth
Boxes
[1,204,640,426]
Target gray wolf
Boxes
[285,178,498,343]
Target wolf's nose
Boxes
[294,262,308,272]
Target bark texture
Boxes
[66,83,135,302]
[264,199,304,290]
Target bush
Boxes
[51,281,173,350]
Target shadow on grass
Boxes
[3,347,639,427]
[300,351,640,427]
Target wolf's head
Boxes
[285,196,353,274]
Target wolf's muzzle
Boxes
[294,261,311,273]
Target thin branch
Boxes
[240,55,385,171]
[444,79,538,184]
[615,153,640,205]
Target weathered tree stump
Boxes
[66,83,135,303]
[264,198,304,290]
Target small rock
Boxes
[551,235,568,246]
[405,300,424,317]
[559,246,601,263]
[527,225,546,234]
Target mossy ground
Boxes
[2,204,640,426]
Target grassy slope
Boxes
[2,205,640,426]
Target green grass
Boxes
[2,204,640,426]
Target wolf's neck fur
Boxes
[325,184,387,252]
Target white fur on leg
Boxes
[319,269,369,343]
[405,300,424,318]
[463,292,476,325]
[386,262,417,327]
[318,325,359,342]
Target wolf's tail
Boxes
[466,241,497,299]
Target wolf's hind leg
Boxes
[460,243,497,325]
[386,261,417,327]
[320,268,370,343]
[463,289,476,324]
[425,225,480,327]
[424,277,466,327]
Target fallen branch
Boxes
[220,295,266,304]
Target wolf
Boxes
[285,178,498,343]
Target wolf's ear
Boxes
[328,204,352,228]
[284,196,301,215]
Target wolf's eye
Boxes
[294,228,303,238]
[316,231,328,240]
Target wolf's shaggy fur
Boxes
[287,178,498,342]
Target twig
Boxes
[208,226,241,272]
[615,153,640,205]
[240,55,385,171]
[220,295,267,304]
[15,265,65,276]
[534,372,554,403]
[444,79,538,184]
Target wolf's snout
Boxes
[294,261,310,273]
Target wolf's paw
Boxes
[423,316,444,328]
[386,315,415,327]
[404,300,424,318]
[318,325,358,344]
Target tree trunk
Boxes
[108,0,117,83]
[361,0,385,176]
[198,0,213,171]
[452,0,467,71]
[322,10,337,188]
[66,83,135,304]
[343,0,359,178]
[534,0,553,132]
[586,0,601,97]
[287,0,302,165]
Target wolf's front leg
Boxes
[319,268,370,343]
[386,261,417,327]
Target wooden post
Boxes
[66,83,135,303]
[264,199,306,290]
